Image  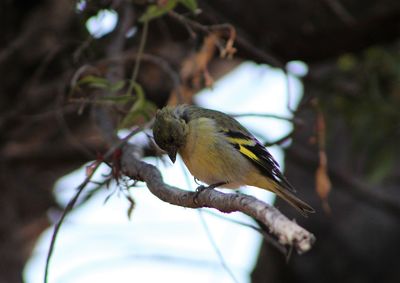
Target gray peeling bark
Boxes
[121,144,315,253]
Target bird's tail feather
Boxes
[248,173,315,216]
[275,188,315,217]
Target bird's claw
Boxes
[193,185,208,204]
[195,185,208,193]
[193,182,227,205]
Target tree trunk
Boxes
[251,61,400,283]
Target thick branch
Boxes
[121,144,315,254]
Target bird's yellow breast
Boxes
[179,118,251,188]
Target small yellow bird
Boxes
[152,104,314,216]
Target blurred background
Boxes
[1,1,400,283]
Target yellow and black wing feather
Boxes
[180,105,314,215]
[223,129,296,193]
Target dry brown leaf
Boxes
[315,106,332,214]
[168,33,219,105]
[168,26,237,105]
[168,85,196,106]
[316,151,332,214]
[220,27,237,59]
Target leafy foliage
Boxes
[119,82,157,129]
[139,0,197,22]
[320,46,400,182]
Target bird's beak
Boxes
[168,149,177,163]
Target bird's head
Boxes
[153,107,188,163]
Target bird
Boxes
[152,104,315,216]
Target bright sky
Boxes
[24,61,304,283]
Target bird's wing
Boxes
[222,129,296,193]
[179,105,296,192]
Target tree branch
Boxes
[121,144,315,254]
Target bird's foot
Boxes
[193,181,227,204]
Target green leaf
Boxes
[109,80,126,92]
[139,0,178,22]
[179,0,198,12]
[119,82,147,128]
[126,195,136,220]
[78,75,110,89]
[118,82,157,129]
[77,76,126,93]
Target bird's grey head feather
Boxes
[153,107,188,163]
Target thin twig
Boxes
[43,126,146,283]
[56,89,95,158]
[184,3,285,68]
[202,210,287,255]
[179,162,238,282]
[264,131,294,147]
[139,54,183,103]
[44,162,100,283]
[0,27,32,64]
[169,11,237,59]
[96,52,183,103]
[321,0,356,26]
[169,10,233,35]
[198,211,240,283]
[129,20,149,95]
[73,34,95,63]
[284,70,294,113]
[231,112,303,125]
